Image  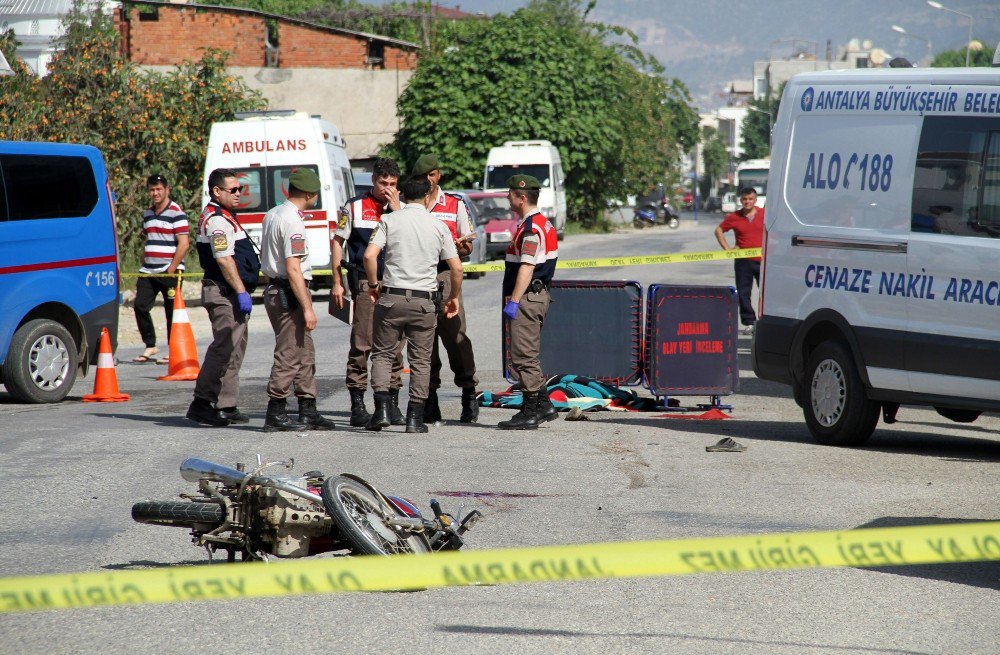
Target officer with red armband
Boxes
[498,174,559,430]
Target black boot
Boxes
[298,397,335,431]
[264,398,308,432]
[460,387,479,424]
[423,388,443,426]
[387,389,406,426]
[186,398,230,427]
[365,391,391,431]
[218,407,250,424]
[349,389,370,427]
[405,401,428,433]
[497,392,540,430]
[536,392,558,423]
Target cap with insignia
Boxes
[411,154,440,176]
[507,174,542,190]
[288,168,321,193]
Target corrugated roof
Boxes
[0,0,76,16]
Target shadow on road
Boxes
[436,624,931,654]
[853,517,1000,591]
[592,415,1000,463]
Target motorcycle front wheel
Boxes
[131,500,225,529]
[667,217,680,229]
[321,476,430,556]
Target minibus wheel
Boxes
[2,319,79,403]
[803,341,879,446]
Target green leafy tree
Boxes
[387,0,698,224]
[931,44,995,67]
[700,125,728,188]
[0,3,266,263]
[740,85,781,161]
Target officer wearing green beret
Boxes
[259,168,335,432]
[412,154,481,425]
[499,174,560,430]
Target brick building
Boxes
[115,1,421,160]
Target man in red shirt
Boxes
[715,187,764,335]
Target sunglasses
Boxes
[218,185,244,194]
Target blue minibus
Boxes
[0,141,120,402]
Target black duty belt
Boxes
[202,279,232,295]
[382,287,433,300]
[269,277,312,289]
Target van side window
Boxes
[0,154,97,221]
[273,166,322,209]
[980,132,1000,237]
[911,117,998,239]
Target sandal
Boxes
[155,357,170,365]
[132,349,158,364]
[706,437,747,453]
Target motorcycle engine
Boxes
[252,485,333,557]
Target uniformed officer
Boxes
[363,174,462,434]
[498,174,559,430]
[411,154,480,425]
[260,168,335,432]
[186,169,261,427]
[330,158,406,427]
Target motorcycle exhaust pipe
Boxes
[180,457,323,505]
[181,458,246,486]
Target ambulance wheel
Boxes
[803,341,879,446]
[2,319,78,403]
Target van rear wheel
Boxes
[2,319,79,403]
[803,341,879,446]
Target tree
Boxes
[739,91,779,161]
[387,0,698,224]
[700,125,728,188]
[0,3,266,262]
[932,44,995,67]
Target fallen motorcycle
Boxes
[131,456,481,562]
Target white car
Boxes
[721,192,737,213]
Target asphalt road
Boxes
[1,214,997,655]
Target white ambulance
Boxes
[483,140,567,239]
[752,66,1000,446]
[202,111,354,285]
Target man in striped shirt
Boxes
[133,174,190,363]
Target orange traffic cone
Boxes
[83,327,130,402]
[158,283,200,381]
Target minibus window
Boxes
[1,154,97,221]
[486,165,551,189]
[978,132,1000,238]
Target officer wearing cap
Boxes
[187,168,261,427]
[259,168,336,432]
[499,174,559,430]
[411,154,480,425]
[363,174,463,434]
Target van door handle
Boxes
[791,236,907,254]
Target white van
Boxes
[752,67,1000,446]
[484,140,567,238]
[202,110,354,284]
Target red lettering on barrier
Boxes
[695,340,723,354]
[677,322,709,335]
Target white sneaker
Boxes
[742,325,755,336]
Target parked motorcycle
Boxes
[632,202,680,229]
[131,456,481,562]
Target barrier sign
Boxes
[0,521,996,614]
[645,284,739,396]
[503,281,643,385]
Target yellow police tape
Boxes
[119,247,763,279]
[1,521,995,613]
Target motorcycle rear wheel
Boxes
[321,476,430,556]
[131,501,225,529]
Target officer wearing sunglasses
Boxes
[186,168,261,427]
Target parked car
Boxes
[353,171,373,197]
[447,190,489,278]
[721,191,738,214]
[702,195,722,213]
[462,190,517,259]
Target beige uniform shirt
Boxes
[370,202,458,292]
[260,200,311,280]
